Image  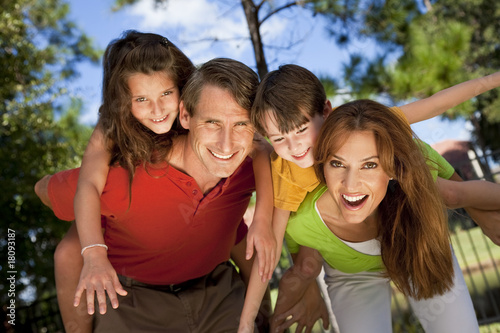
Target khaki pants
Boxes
[94,262,246,333]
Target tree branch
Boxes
[260,1,313,25]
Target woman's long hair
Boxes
[99,30,195,184]
[314,99,454,300]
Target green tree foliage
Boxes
[342,0,500,160]
[0,0,99,304]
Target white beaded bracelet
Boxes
[81,243,109,256]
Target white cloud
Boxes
[126,0,253,61]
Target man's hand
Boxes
[271,271,329,333]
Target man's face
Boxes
[179,85,255,178]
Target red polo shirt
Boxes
[48,157,255,284]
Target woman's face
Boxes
[323,130,391,225]
[128,71,180,134]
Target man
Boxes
[35,58,269,332]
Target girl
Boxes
[53,31,275,333]
[52,30,194,333]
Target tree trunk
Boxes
[241,0,268,79]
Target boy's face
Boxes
[265,112,325,168]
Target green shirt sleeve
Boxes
[416,140,455,181]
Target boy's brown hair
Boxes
[251,64,327,135]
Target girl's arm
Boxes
[247,133,276,281]
[400,71,500,124]
[73,124,127,315]
[238,207,290,333]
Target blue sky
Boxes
[66,0,472,145]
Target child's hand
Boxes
[74,247,128,315]
[466,207,500,246]
[246,218,277,282]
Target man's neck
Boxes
[169,135,222,194]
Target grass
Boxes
[480,322,500,332]
[451,226,500,269]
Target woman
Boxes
[273,99,479,332]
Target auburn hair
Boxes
[314,99,454,300]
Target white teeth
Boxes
[342,194,366,202]
[211,151,234,160]
[293,149,308,158]
[152,115,167,123]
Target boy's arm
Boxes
[238,208,290,333]
[247,133,276,281]
[400,71,500,124]
[437,174,500,210]
[73,125,127,315]
[231,233,272,333]
[437,172,500,246]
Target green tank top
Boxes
[285,185,384,273]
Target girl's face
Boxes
[128,72,180,134]
[323,130,390,225]
[265,112,324,169]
